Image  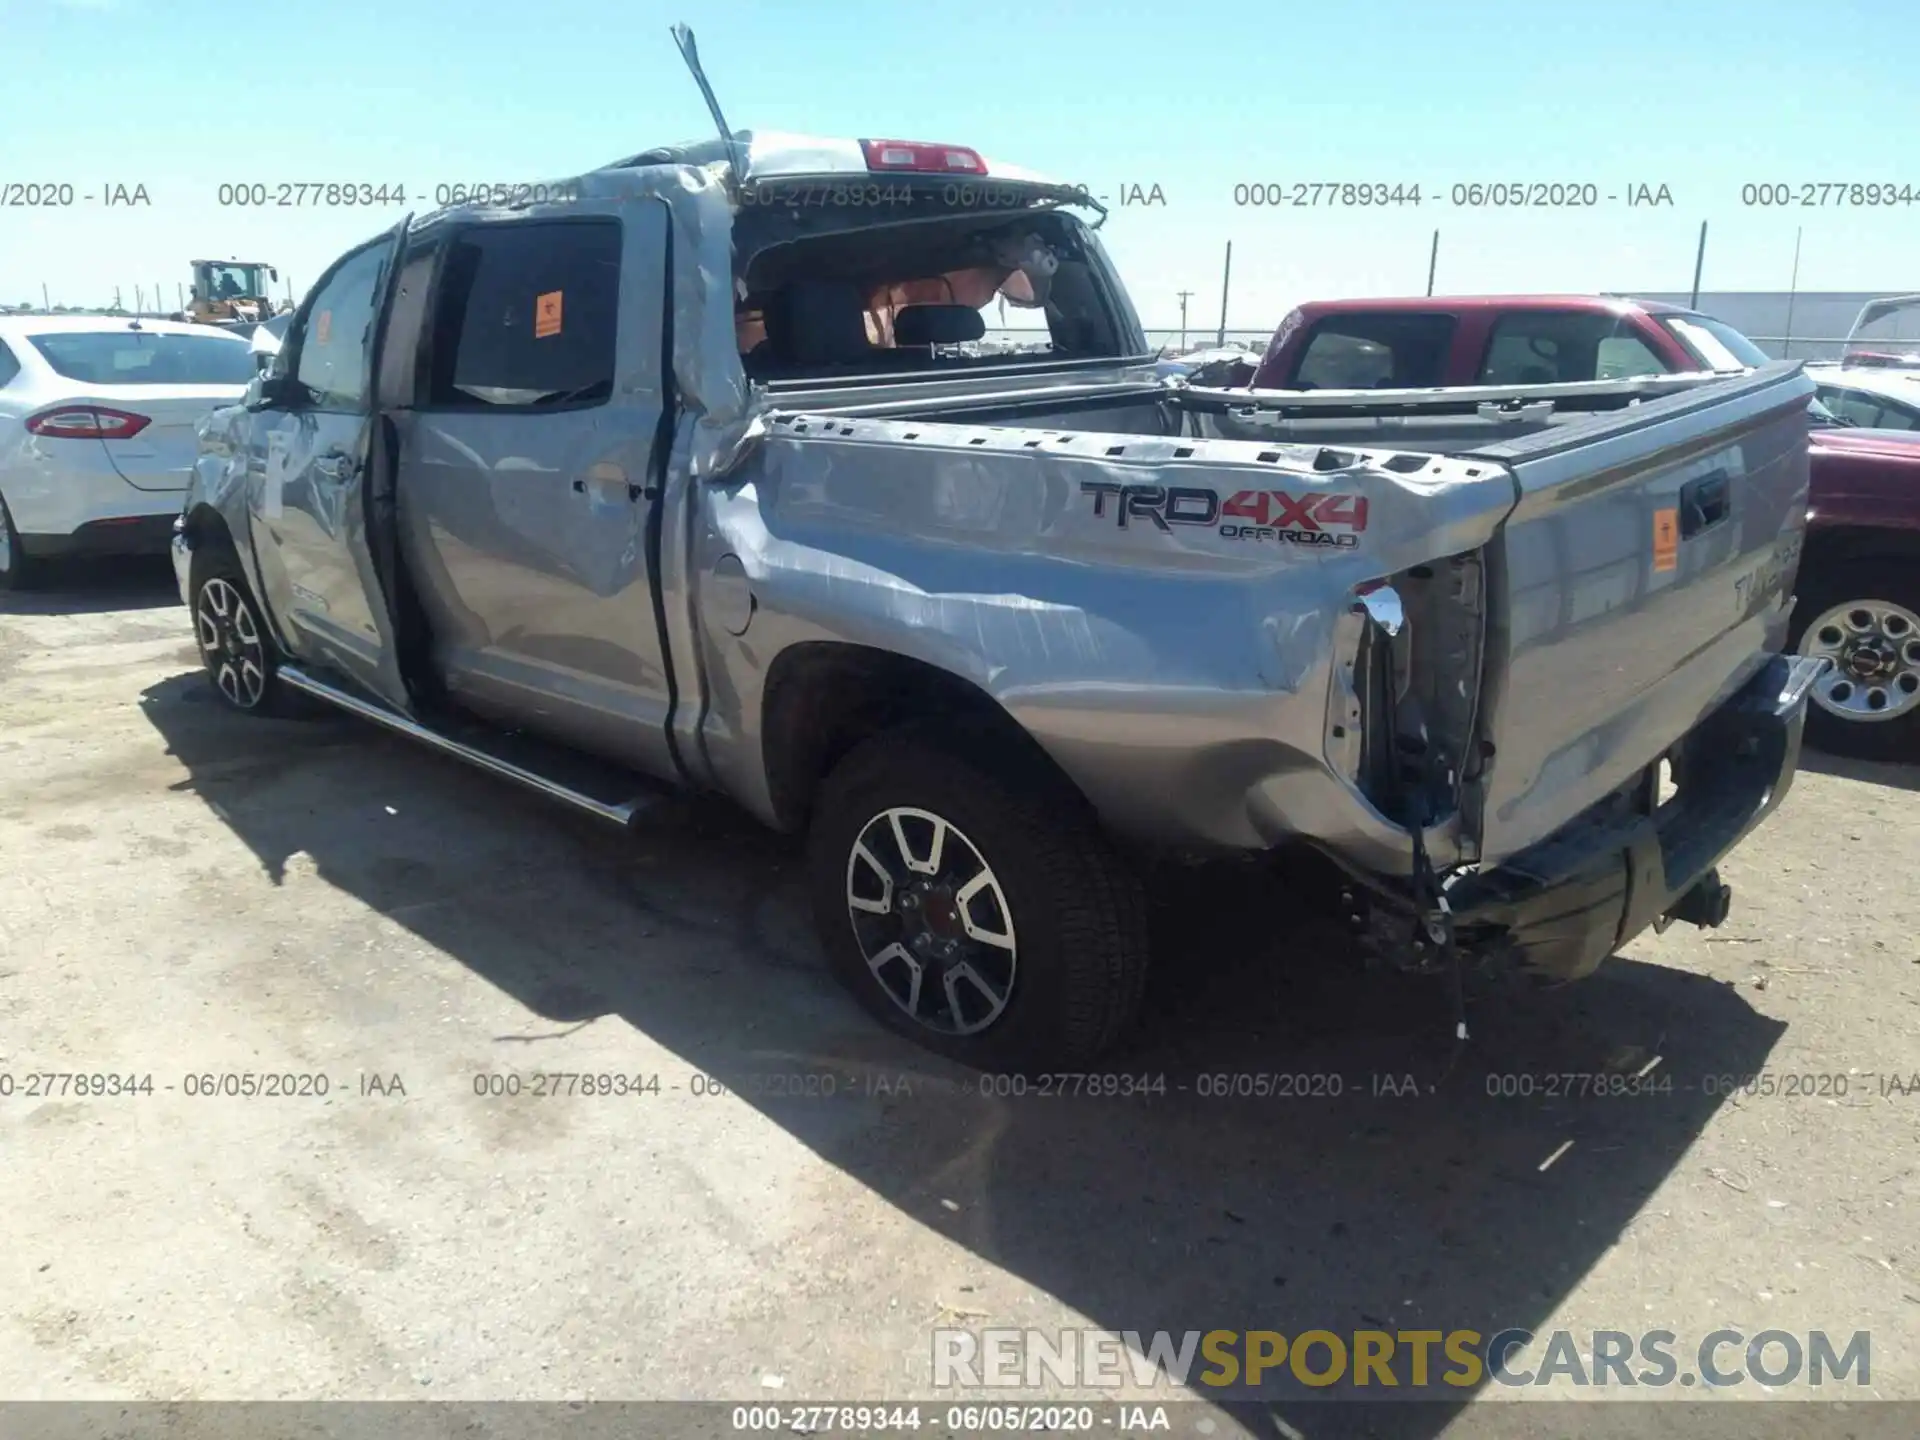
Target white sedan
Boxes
[0,316,254,589]
[1805,361,1920,431]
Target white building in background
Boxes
[1630,292,1920,360]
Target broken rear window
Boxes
[732,207,1130,380]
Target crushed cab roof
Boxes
[599,129,1060,188]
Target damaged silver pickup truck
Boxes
[173,32,1828,1069]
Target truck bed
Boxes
[716,362,1815,876]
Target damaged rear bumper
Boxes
[1438,652,1830,981]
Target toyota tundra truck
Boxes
[170,31,1827,1070]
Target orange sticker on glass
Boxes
[1652,507,1679,572]
[315,310,332,344]
[535,290,563,339]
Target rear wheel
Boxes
[806,723,1151,1072]
[1791,558,1920,761]
[190,548,299,716]
[0,495,37,592]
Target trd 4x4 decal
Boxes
[1080,482,1368,549]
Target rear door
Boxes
[245,218,412,706]
[1464,361,1815,865]
[391,206,676,774]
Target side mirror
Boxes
[269,268,279,281]
[248,371,294,409]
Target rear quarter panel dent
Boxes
[692,425,1513,860]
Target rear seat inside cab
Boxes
[752,279,874,376]
[892,304,985,348]
[744,281,986,379]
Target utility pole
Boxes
[41,283,51,313]
[1426,229,1440,296]
[1176,289,1194,350]
[1782,226,1804,359]
[1689,221,1708,309]
[1216,242,1232,346]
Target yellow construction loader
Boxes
[180,259,280,325]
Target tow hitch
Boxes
[1656,868,1734,933]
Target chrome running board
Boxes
[277,665,662,827]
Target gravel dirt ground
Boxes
[4,559,1919,1439]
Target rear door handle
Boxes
[1679,471,1730,538]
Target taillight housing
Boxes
[859,138,988,175]
[25,406,151,440]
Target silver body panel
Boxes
[393,200,676,776]
[687,417,1508,873]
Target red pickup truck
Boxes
[1242,295,1920,761]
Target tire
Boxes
[806,721,1151,1072]
[189,546,302,717]
[1789,557,1920,762]
[0,493,37,592]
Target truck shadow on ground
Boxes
[0,556,179,616]
[142,672,1786,1437]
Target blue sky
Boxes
[4,0,1915,331]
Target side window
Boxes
[1594,334,1666,380]
[1478,312,1672,385]
[1882,402,1920,431]
[294,241,394,410]
[0,339,19,389]
[425,219,622,409]
[1297,330,1392,389]
[1820,387,1886,428]
[1480,326,1557,385]
[1294,314,1454,389]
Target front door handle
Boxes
[575,464,637,504]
